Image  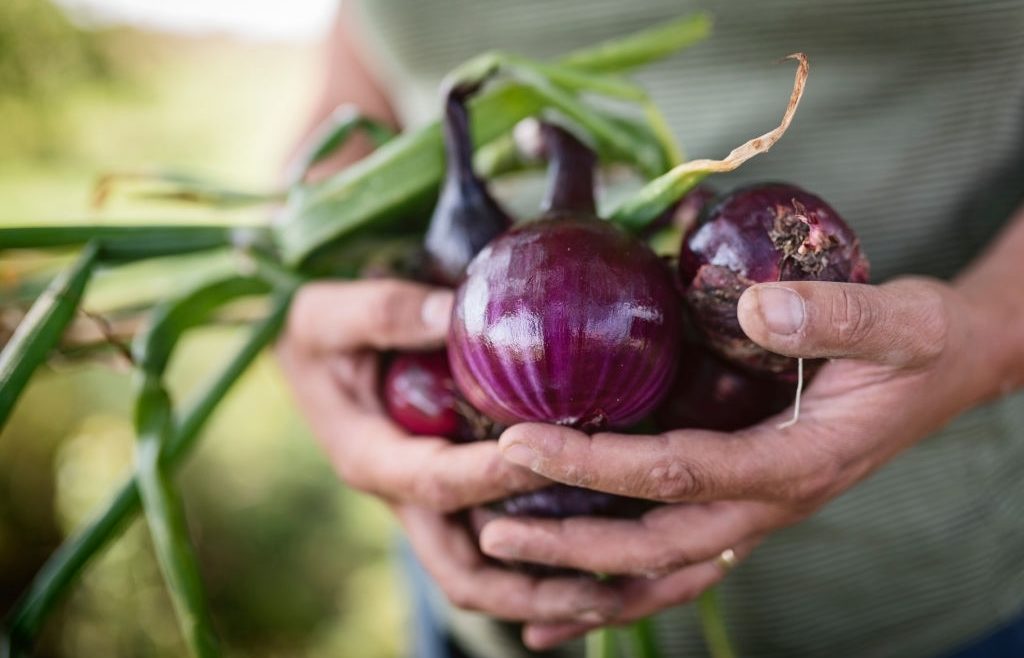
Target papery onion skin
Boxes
[655,342,796,432]
[679,183,869,374]
[449,216,681,430]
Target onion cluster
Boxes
[382,79,870,555]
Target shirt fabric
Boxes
[352,1,1024,656]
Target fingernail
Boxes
[503,443,539,470]
[756,286,805,335]
[421,290,453,331]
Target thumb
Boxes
[736,279,950,367]
[287,280,453,353]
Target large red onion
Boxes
[448,127,681,430]
[679,183,869,374]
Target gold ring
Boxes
[715,548,738,572]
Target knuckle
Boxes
[417,475,462,513]
[909,283,950,364]
[643,459,707,502]
[336,461,366,491]
[886,277,952,366]
[643,544,690,577]
[792,453,843,505]
[286,287,323,346]
[828,286,874,347]
[367,281,410,338]
[444,582,478,610]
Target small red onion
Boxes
[383,350,464,439]
[655,342,796,432]
[679,183,869,374]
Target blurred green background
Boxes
[0,1,406,655]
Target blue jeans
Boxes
[400,538,1024,658]
[940,612,1024,658]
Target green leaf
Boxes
[3,294,291,654]
[622,618,662,658]
[134,377,220,658]
[0,224,266,261]
[697,588,737,658]
[134,276,270,375]
[610,53,808,231]
[561,12,712,73]
[585,627,619,658]
[0,242,98,430]
[93,171,284,210]
[277,82,546,265]
[127,273,282,656]
[284,105,396,187]
[279,14,711,265]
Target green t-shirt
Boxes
[353,1,1024,656]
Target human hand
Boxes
[479,277,1006,648]
[278,279,622,624]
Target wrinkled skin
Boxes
[680,183,869,374]
[481,274,1022,649]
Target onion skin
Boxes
[383,350,464,439]
[471,484,652,577]
[679,183,869,374]
[655,342,796,432]
[495,483,652,519]
[449,216,681,430]
[538,123,597,216]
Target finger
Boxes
[499,422,824,503]
[327,412,548,511]
[522,540,759,650]
[286,359,547,511]
[736,278,949,367]
[480,501,783,576]
[286,279,453,353]
[397,506,622,623]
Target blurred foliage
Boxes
[0,3,407,657]
[0,0,111,158]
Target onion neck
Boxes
[540,123,597,216]
[424,84,512,286]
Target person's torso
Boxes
[353,1,1024,656]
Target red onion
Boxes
[495,483,651,519]
[384,87,509,438]
[655,342,795,432]
[679,183,869,374]
[448,126,681,431]
[383,350,464,439]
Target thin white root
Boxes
[776,357,804,429]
